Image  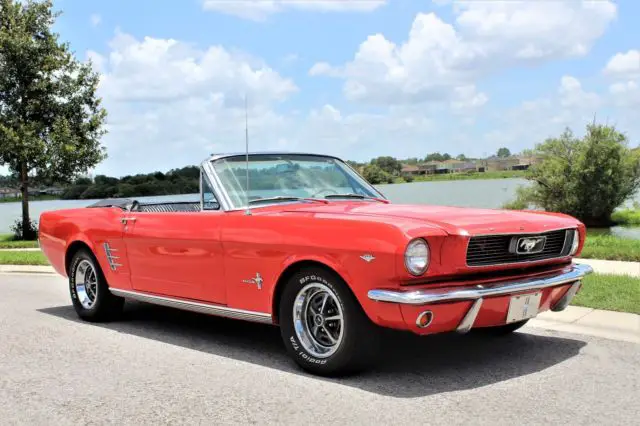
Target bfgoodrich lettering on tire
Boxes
[279,267,380,376]
[69,248,124,322]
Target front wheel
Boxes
[68,248,124,322]
[279,267,379,376]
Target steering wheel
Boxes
[311,188,339,198]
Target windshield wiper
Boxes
[248,196,328,205]
[324,193,389,204]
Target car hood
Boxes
[286,203,580,236]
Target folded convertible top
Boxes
[86,198,136,210]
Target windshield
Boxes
[210,154,383,209]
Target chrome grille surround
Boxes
[466,228,575,267]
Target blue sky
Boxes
[44,0,640,176]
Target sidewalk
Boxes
[528,306,639,344]
[574,258,640,277]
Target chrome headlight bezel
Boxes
[404,238,430,276]
[569,229,580,255]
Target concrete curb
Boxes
[0,265,55,274]
[0,248,41,252]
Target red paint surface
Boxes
[38,201,585,334]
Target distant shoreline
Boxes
[0,172,529,204]
[390,169,527,184]
[0,194,61,204]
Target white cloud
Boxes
[91,30,297,104]
[558,75,600,109]
[483,75,639,154]
[603,49,640,79]
[609,80,639,109]
[90,14,101,27]
[311,1,616,105]
[89,31,298,175]
[603,50,640,110]
[202,0,387,21]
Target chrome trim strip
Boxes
[207,151,344,163]
[103,243,121,271]
[456,298,483,333]
[109,289,273,324]
[367,264,593,305]
[464,227,575,268]
[201,160,234,211]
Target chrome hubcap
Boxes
[293,283,344,358]
[75,260,98,309]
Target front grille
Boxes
[466,229,573,267]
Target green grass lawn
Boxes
[0,194,60,203]
[573,273,640,314]
[0,234,39,249]
[580,234,640,262]
[0,250,48,265]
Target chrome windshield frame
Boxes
[200,152,386,212]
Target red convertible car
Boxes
[39,153,593,375]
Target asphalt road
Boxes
[1,274,638,425]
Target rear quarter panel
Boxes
[39,208,129,288]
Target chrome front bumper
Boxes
[368,263,594,333]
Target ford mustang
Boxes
[38,153,593,376]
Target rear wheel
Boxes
[68,248,124,322]
[476,319,529,336]
[279,267,379,376]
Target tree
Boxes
[425,152,451,162]
[505,124,640,226]
[456,154,468,161]
[371,156,401,175]
[497,147,511,158]
[0,0,107,239]
[362,164,391,185]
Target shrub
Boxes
[362,164,391,185]
[11,218,38,241]
[505,124,640,226]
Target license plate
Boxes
[506,292,542,323]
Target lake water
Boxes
[2,178,639,238]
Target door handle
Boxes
[121,217,137,224]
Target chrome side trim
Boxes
[456,298,483,333]
[103,243,122,271]
[367,264,593,305]
[109,289,273,324]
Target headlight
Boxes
[405,238,430,275]
[569,230,580,255]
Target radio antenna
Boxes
[244,94,251,215]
